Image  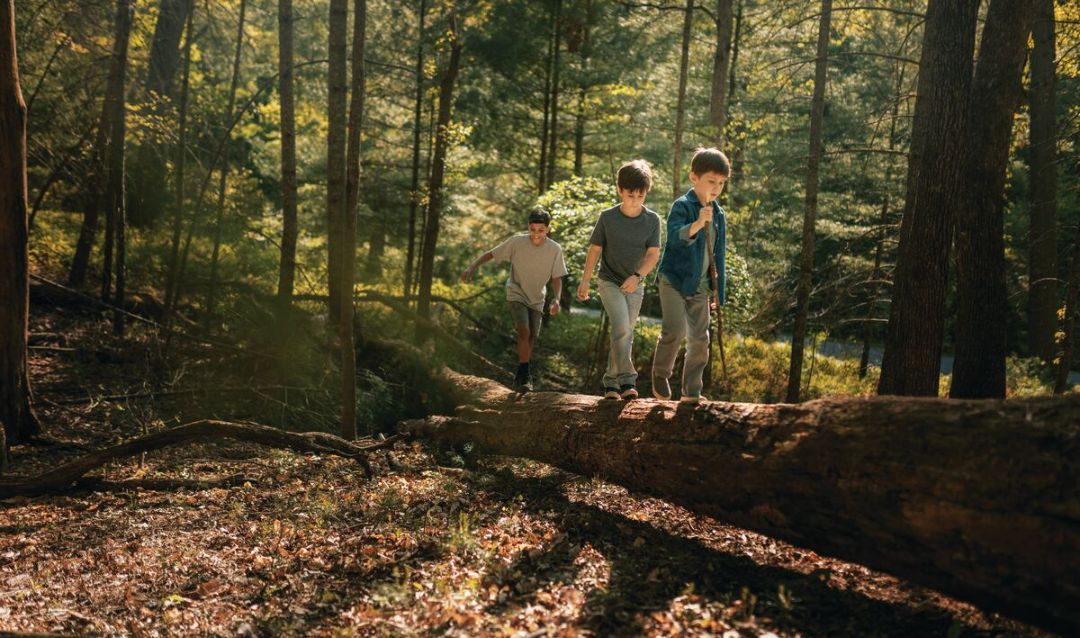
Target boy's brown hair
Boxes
[690,147,731,177]
[616,159,653,192]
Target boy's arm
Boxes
[621,246,660,293]
[459,251,494,283]
[549,276,563,315]
[668,201,712,244]
[576,244,603,301]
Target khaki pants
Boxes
[652,275,711,398]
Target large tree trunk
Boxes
[405,370,1079,635]
[276,0,299,305]
[877,0,978,397]
[1027,0,1058,364]
[709,0,733,148]
[340,0,367,440]
[785,0,830,403]
[128,0,193,228]
[416,7,462,326]
[99,0,133,309]
[1057,222,1080,394]
[0,0,39,449]
[326,0,350,434]
[68,0,132,290]
[671,0,693,200]
[204,0,247,332]
[950,0,1034,399]
[404,0,427,300]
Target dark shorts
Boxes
[509,301,543,341]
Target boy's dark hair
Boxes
[616,159,653,192]
[528,206,551,226]
[690,147,731,177]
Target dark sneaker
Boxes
[514,370,530,392]
[620,384,639,399]
[603,387,621,399]
[652,371,672,400]
[679,394,707,404]
[520,375,534,392]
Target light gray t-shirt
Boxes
[490,235,569,311]
[587,204,662,284]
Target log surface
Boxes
[404,370,1080,634]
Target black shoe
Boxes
[603,387,621,399]
[620,384,639,399]
[514,369,530,392]
[519,375,534,392]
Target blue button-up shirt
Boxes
[657,188,726,302]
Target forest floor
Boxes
[0,297,1055,637]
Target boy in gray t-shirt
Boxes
[461,207,568,391]
[576,160,662,399]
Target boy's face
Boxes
[527,222,550,246]
[689,170,728,203]
[617,187,648,211]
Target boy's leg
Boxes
[620,287,645,388]
[509,302,534,388]
[596,280,631,391]
[680,293,712,398]
[652,277,688,398]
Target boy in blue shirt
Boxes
[576,160,662,399]
[652,147,729,403]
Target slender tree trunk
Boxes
[538,4,554,194]
[877,0,978,397]
[277,0,298,305]
[859,69,903,379]
[163,5,194,330]
[785,0,831,403]
[69,0,132,289]
[99,0,133,305]
[672,0,693,200]
[128,0,193,227]
[109,69,127,336]
[204,0,247,332]
[724,0,743,213]
[709,0,733,148]
[413,102,436,299]
[1056,221,1080,394]
[572,0,591,176]
[404,0,427,299]
[416,7,462,328]
[950,0,1034,398]
[545,0,562,189]
[0,0,39,449]
[340,0,367,440]
[1028,0,1058,364]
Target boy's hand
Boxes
[697,206,713,226]
[459,266,474,283]
[576,280,590,302]
[620,275,639,294]
[549,298,561,316]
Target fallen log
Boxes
[402,369,1080,634]
[0,421,401,497]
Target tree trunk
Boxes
[785,0,830,403]
[671,0,693,200]
[538,2,554,194]
[1057,222,1080,394]
[404,370,1080,635]
[949,0,1034,399]
[204,0,247,332]
[276,0,299,305]
[724,0,743,212]
[0,0,39,448]
[128,0,193,227]
[416,7,462,327]
[404,0,427,300]
[1027,0,1058,364]
[877,0,978,397]
[544,0,562,190]
[572,0,591,176]
[68,0,132,289]
[99,0,133,306]
[109,70,127,337]
[340,0,367,440]
[709,0,733,148]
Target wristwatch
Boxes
[632,272,642,279]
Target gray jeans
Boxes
[597,279,644,388]
[652,275,711,397]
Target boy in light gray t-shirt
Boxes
[461,207,568,391]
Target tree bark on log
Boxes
[0,420,398,498]
[403,369,1079,634]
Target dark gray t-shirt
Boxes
[587,204,662,284]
